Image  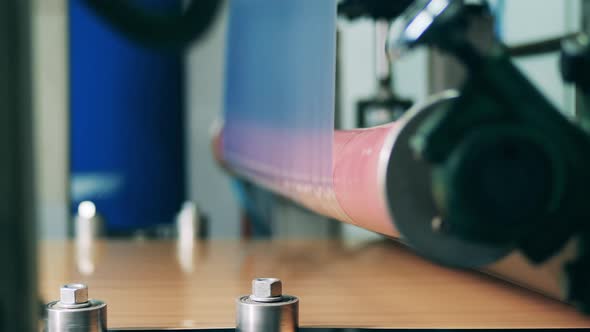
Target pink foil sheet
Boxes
[214,123,402,238]
[223,0,347,232]
[222,0,398,237]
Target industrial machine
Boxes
[4,0,590,331]
[219,0,590,316]
[388,0,590,311]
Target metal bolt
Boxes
[47,283,107,331]
[60,283,89,306]
[250,278,282,302]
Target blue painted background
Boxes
[69,0,185,233]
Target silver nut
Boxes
[60,283,89,305]
[251,278,282,301]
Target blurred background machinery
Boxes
[28,0,582,241]
[3,0,590,330]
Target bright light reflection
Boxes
[426,0,449,16]
[78,201,96,219]
[405,11,434,41]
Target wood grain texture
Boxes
[39,239,590,329]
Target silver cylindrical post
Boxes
[45,283,107,332]
[75,201,104,275]
[236,278,299,332]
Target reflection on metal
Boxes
[75,201,104,244]
[78,200,96,219]
[76,241,96,276]
[387,0,461,59]
[176,201,200,273]
[177,201,200,242]
[75,201,104,275]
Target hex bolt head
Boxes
[60,283,89,305]
[250,278,282,302]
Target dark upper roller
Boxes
[338,0,415,21]
[81,0,222,51]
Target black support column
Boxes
[0,0,38,331]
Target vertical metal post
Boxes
[375,20,391,83]
[0,0,38,331]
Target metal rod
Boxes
[507,33,579,57]
[375,19,391,82]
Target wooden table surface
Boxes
[39,239,590,329]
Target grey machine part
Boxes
[381,91,512,268]
[45,283,108,332]
[237,278,299,332]
[0,0,37,331]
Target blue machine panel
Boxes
[69,0,185,233]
